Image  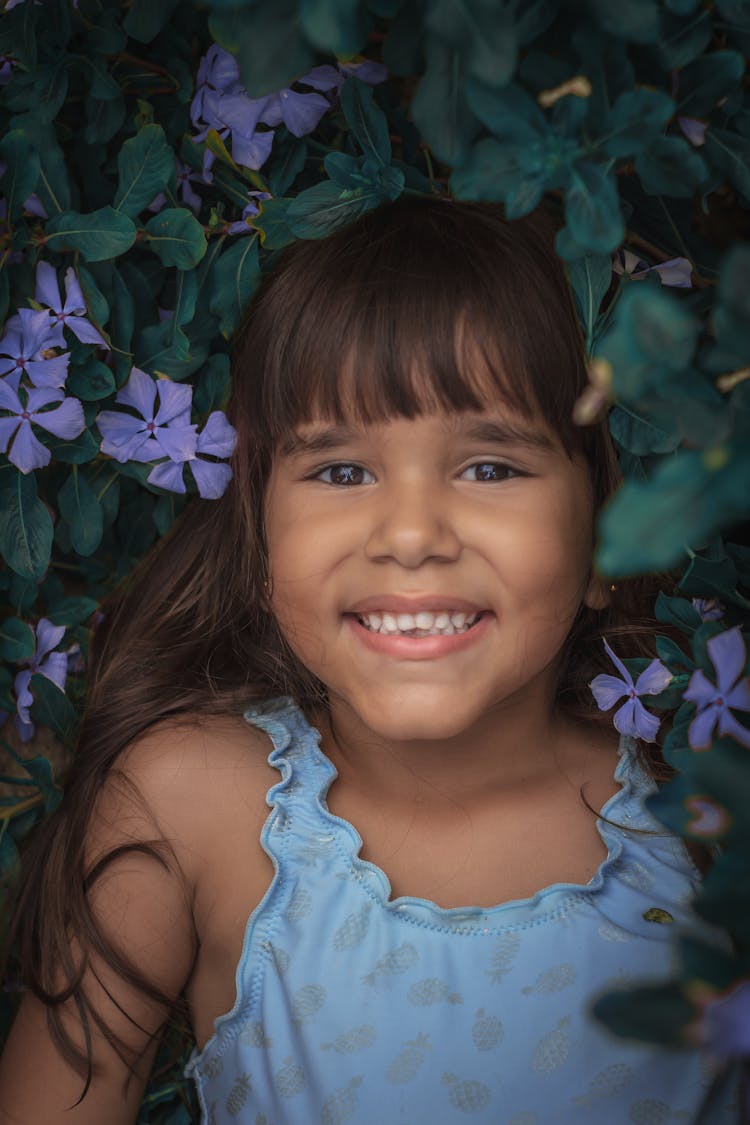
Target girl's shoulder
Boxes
[92,710,277,886]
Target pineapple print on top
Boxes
[531,1016,571,1073]
[286,886,313,922]
[521,962,576,996]
[485,932,521,983]
[362,941,419,987]
[407,978,463,1006]
[332,902,372,952]
[629,1099,692,1124]
[321,1024,377,1054]
[226,1073,252,1117]
[320,1075,364,1125]
[471,1008,503,1051]
[386,1033,431,1084]
[291,983,327,1026]
[239,1020,272,1048]
[572,1063,634,1107]
[442,1073,492,1114]
[275,1055,306,1097]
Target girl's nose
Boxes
[363,484,461,568]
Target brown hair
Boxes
[3,196,672,1089]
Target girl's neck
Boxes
[313,693,612,808]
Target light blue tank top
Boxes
[185,697,736,1124]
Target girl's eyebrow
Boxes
[280,418,556,458]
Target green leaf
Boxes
[299,0,369,55]
[46,430,100,465]
[0,470,53,580]
[598,89,675,159]
[656,8,712,69]
[635,136,708,197]
[286,175,404,240]
[679,554,750,609]
[124,0,181,42]
[209,2,314,100]
[249,198,295,249]
[114,124,175,219]
[29,673,77,745]
[266,135,308,197]
[412,37,482,167]
[340,76,391,167]
[609,403,680,455]
[655,634,694,670]
[0,131,40,222]
[452,137,523,202]
[590,0,661,43]
[705,127,750,202]
[45,207,137,262]
[144,208,207,269]
[209,235,262,338]
[678,51,746,118]
[66,359,116,402]
[34,123,71,213]
[57,469,104,557]
[46,596,99,628]
[0,618,35,662]
[564,162,624,254]
[194,354,231,415]
[565,254,612,351]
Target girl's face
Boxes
[264,399,606,744]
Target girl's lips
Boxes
[345,611,493,660]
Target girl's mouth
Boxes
[354,610,484,638]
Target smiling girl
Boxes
[0,197,736,1123]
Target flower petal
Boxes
[154,422,198,463]
[277,89,331,137]
[97,411,153,462]
[35,260,62,312]
[726,676,750,713]
[61,267,86,315]
[39,651,68,693]
[0,377,22,413]
[116,367,156,420]
[708,626,747,695]
[13,669,33,725]
[153,379,193,425]
[190,457,232,499]
[688,705,718,751]
[601,638,634,687]
[231,128,274,171]
[147,460,186,494]
[66,315,108,347]
[635,658,672,697]
[614,697,661,742]
[8,419,51,472]
[35,618,66,662]
[32,396,85,440]
[0,416,20,453]
[25,354,70,389]
[683,668,717,709]
[589,673,628,711]
[196,411,237,458]
[717,709,750,749]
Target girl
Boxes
[0,197,737,1124]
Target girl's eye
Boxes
[461,462,520,482]
[315,463,375,486]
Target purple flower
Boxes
[300,59,388,95]
[698,980,750,1061]
[590,639,672,742]
[149,161,204,216]
[613,249,693,289]
[259,87,331,138]
[35,262,108,347]
[0,380,85,473]
[96,366,197,465]
[683,627,750,750]
[191,46,272,172]
[692,597,724,622]
[225,191,271,235]
[147,410,237,499]
[13,618,68,743]
[0,308,68,390]
[0,54,17,86]
[678,116,707,147]
[191,43,243,128]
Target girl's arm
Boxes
[0,731,201,1125]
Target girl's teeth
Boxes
[356,611,481,636]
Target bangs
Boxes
[232,198,591,456]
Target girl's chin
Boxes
[335,690,489,744]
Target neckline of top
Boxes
[243,696,660,927]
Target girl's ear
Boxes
[584,573,612,612]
